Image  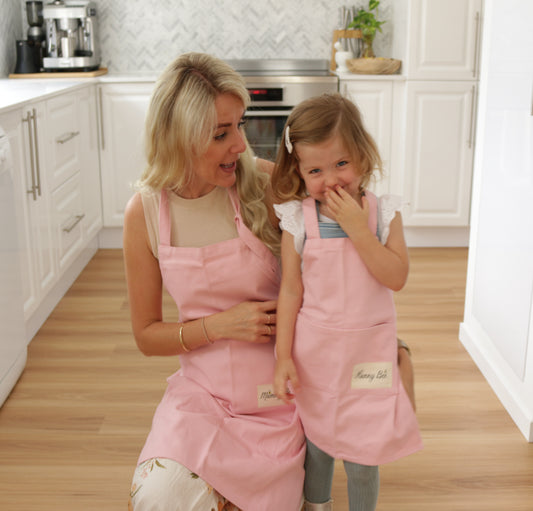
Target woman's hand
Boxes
[210,299,277,344]
[274,357,300,404]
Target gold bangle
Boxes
[178,323,191,353]
[201,317,214,344]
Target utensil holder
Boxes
[330,29,362,72]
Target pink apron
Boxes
[293,192,423,466]
[138,188,305,511]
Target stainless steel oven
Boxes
[227,59,339,160]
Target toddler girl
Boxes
[271,93,422,511]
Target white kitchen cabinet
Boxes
[98,82,154,226]
[0,104,56,321]
[406,0,484,80]
[340,79,394,196]
[0,84,102,340]
[78,85,102,242]
[402,81,476,226]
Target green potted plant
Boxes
[348,0,386,58]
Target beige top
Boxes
[141,186,238,258]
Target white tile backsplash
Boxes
[1,0,394,76]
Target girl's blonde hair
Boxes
[271,92,383,202]
[138,52,280,255]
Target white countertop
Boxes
[0,78,93,112]
[0,71,406,113]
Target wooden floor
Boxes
[0,248,532,510]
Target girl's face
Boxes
[184,93,247,198]
[296,134,361,204]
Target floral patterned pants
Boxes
[129,458,241,511]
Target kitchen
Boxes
[0,0,532,509]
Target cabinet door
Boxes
[403,81,476,226]
[98,83,154,226]
[341,80,393,196]
[46,91,82,191]
[78,85,103,240]
[407,0,483,80]
[1,105,56,320]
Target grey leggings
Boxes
[304,439,380,511]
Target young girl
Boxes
[271,93,423,511]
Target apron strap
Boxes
[302,197,320,239]
[228,186,280,282]
[159,189,171,246]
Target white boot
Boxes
[302,500,333,511]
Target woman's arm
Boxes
[274,230,304,403]
[123,193,276,356]
[325,186,409,291]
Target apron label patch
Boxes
[351,362,393,389]
[257,384,285,408]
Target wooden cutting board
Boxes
[9,67,108,79]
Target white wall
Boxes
[1,0,398,76]
[459,0,533,441]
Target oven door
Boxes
[245,108,291,161]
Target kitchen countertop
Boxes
[0,71,406,113]
[0,78,95,113]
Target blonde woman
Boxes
[124,52,305,511]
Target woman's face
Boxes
[296,134,361,204]
[184,93,247,198]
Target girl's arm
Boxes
[274,230,304,403]
[325,186,409,291]
[123,193,277,356]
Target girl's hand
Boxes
[324,186,369,238]
[211,300,277,344]
[274,357,300,404]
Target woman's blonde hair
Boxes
[271,92,383,202]
[138,52,280,255]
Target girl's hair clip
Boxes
[285,126,293,154]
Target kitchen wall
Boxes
[1,0,395,76]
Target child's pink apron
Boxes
[293,192,422,466]
[138,188,305,511]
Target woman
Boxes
[124,52,305,511]
[124,52,415,511]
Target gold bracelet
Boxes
[201,317,214,344]
[178,323,191,353]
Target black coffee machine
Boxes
[14,2,46,74]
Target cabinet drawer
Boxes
[47,93,81,190]
[51,172,84,270]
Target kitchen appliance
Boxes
[27,1,45,44]
[12,2,45,74]
[13,40,41,74]
[226,59,339,160]
[0,126,27,407]
[42,0,100,72]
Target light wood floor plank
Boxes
[0,248,532,510]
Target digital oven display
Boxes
[247,88,283,102]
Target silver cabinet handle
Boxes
[468,85,478,149]
[56,131,80,144]
[31,109,42,197]
[22,110,37,201]
[62,214,85,233]
[98,87,105,150]
[473,11,481,78]
[245,110,292,117]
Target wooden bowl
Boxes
[346,58,401,75]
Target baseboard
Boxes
[459,321,533,442]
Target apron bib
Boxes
[293,193,422,466]
[138,187,305,511]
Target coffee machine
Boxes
[42,0,100,71]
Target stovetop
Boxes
[225,59,334,77]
